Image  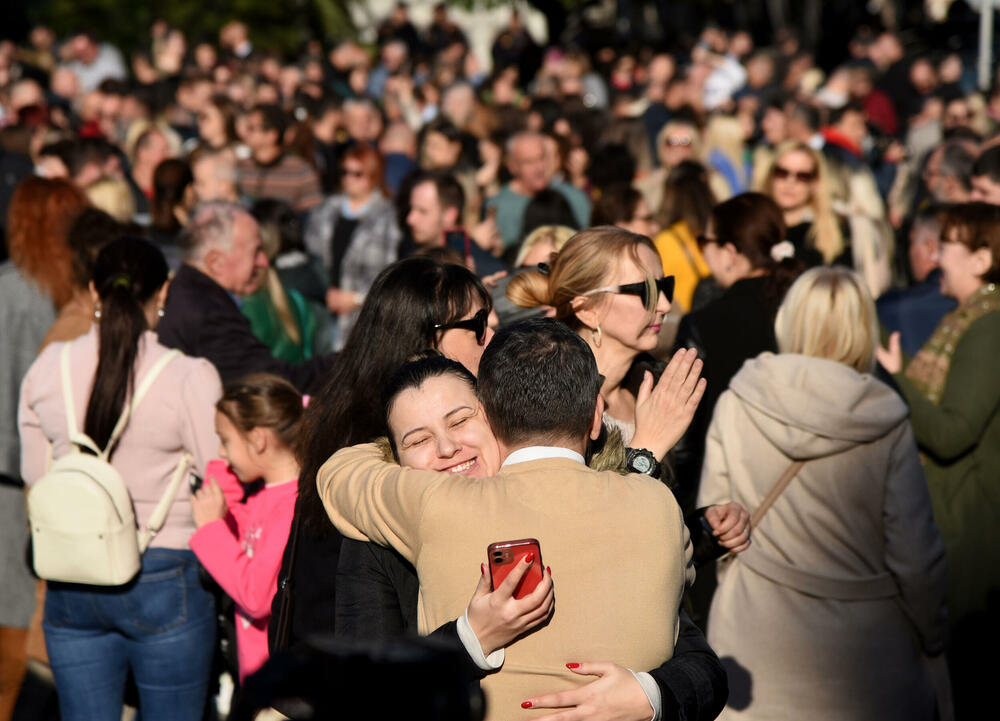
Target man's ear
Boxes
[589,393,605,441]
[443,206,460,228]
[203,246,222,275]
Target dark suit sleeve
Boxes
[648,609,728,721]
[158,272,335,393]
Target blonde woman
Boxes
[757,141,846,267]
[507,226,704,460]
[698,267,947,721]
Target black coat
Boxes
[671,275,779,512]
[157,264,333,392]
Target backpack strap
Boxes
[60,343,103,457]
[137,451,192,552]
[103,349,184,456]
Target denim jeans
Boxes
[43,548,215,721]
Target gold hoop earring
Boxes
[592,325,602,348]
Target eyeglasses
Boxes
[583,276,675,305]
[433,308,489,345]
[666,136,692,147]
[696,234,715,248]
[342,168,366,178]
[773,165,817,183]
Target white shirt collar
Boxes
[501,446,586,468]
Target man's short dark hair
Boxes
[477,318,601,447]
[973,145,1000,184]
[252,103,290,140]
[412,170,464,214]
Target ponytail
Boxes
[84,238,169,456]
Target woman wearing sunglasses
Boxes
[760,142,847,268]
[671,193,803,513]
[507,226,698,465]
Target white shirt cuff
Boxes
[632,670,661,721]
[456,610,505,671]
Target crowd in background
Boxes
[0,3,999,720]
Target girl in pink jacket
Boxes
[189,374,301,681]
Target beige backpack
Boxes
[27,343,191,586]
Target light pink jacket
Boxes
[18,327,222,549]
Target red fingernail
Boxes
[566,662,580,669]
[524,552,535,563]
[481,563,485,574]
[546,566,552,575]
[521,701,532,708]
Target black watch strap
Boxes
[625,447,662,479]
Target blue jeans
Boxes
[43,549,215,721]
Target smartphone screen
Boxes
[488,538,543,600]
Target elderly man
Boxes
[157,201,332,391]
[486,132,590,249]
[319,318,694,721]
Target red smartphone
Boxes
[487,538,544,600]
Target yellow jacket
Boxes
[652,221,710,312]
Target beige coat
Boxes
[319,446,693,721]
[698,353,947,721]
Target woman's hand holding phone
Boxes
[520,662,654,721]
[466,556,554,656]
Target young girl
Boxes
[189,374,302,681]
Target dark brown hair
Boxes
[941,201,1000,283]
[710,192,786,270]
[151,159,193,233]
[217,374,305,457]
[84,238,169,456]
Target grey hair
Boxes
[193,150,238,184]
[505,130,545,157]
[180,200,248,261]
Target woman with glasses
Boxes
[304,144,401,350]
[759,141,847,268]
[671,193,803,513]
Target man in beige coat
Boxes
[319,319,693,721]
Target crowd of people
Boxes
[0,4,998,721]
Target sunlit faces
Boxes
[388,374,501,477]
[407,180,450,246]
[215,411,263,483]
[770,149,817,212]
[435,302,495,376]
[584,245,671,353]
[208,212,269,296]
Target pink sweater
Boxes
[18,328,222,549]
[189,459,297,680]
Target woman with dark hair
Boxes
[196,94,240,151]
[590,183,659,239]
[651,161,716,312]
[671,192,804,512]
[271,256,495,652]
[149,158,195,269]
[304,144,401,349]
[19,237,222,721]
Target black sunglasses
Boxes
[433,308,489,345]
[585,276,675,305]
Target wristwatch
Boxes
[625,447,661,479]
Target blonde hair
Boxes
[759,141,844,264]
[85,178,135,223]
[514,224,576,268]
[257,219,302,347]
[507,226,660,329]
[774,266,877,373]
[656,121,702,168]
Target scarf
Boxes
[904,282,1000,404]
